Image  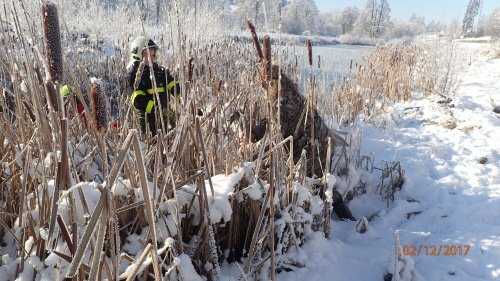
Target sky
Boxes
[315,0,499,24]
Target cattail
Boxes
[89,78,107,133]
[188,57,194,82]
[34,66,44,85]
[133,61,145,90]
[262,35,271,83]
[246,20,263,61]
[307,39,312,66]
[41,2,63,83]
[21,100,36,122]
[44,79,58,112]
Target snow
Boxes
[175,254,203,281]
[110,177,132,196]
[0,255,17,281]
[89,77,103,87]
[274,42,500,281]
[174,173,235,225]
[292,181,310,206]
[1,30,499,280]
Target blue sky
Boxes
[315,0,499,23]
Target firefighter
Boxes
[60,84,87,127]
[125,35,179,137]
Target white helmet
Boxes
[130,35,158,61]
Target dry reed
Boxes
[0,2,460,280]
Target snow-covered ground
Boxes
[273,43,500,281]
[1,38,498,280]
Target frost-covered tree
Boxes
[483,7,500,39]
[353,0,377,37]
[448,19,462,39]
[375,0,391,36]
[318,7,359,36]
[387,15,426,39]
[281,0,319,35]
[353,0,390,38]
[340,6,360,35]
[408,14,426,35]
[462,0,482,37]
[235,0,283,31]
[318,12,341,36]
[387,20,412,39]
[426,20,447,33]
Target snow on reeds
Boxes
[0,1,460,280]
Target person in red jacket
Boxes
[60,84,87,127]
[125,36,179,137]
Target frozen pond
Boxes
[276,44,372,91]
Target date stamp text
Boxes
[402,245,471,256]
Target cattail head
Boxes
[307,39,312,66]
[41,2,63,84]
[89,78,107,133]
[188,57,194,82]
[262,35,271,87]
[44,79,58,112]
[247,20,263,61]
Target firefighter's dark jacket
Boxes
[126,61,179,113]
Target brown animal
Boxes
[252,64,355,220]
[262,65,342,178]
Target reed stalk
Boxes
[0,2,459,279]
[124,243,153,281]
[131,132,162,280]
[65,189,107,278]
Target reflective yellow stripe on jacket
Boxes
[130,83,177,110]
[130,89,145,106]
[147,87,165,94]
[167,81,177,91]
[130,87,166,106]
[145,100,154,113]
